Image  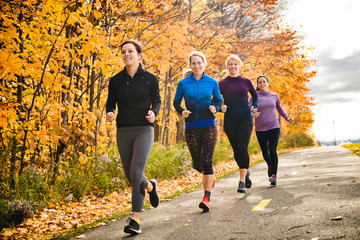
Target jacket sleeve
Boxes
[212,81,223,112]
[150,76,161,116]
[106,77,117,113]
[173,81,185,115]
[249,81,258,108]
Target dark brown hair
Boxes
[120,40,143,53]
[256,75,269,91]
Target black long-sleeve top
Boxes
[106,64,161,128]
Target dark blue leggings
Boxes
[224,120,253,169]
[256,128,280,176]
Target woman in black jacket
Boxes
[106,40,161,235]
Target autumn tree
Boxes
[0,0,316,204]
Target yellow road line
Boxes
[252,199,272,211]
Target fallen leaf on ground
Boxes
[0,148,306,239]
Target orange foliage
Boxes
[0,0,315,207]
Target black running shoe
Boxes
[237,181,246,193]
[269,174,277,186]
[148,179,159,208]
[245,170,252,188]
[124,217,141,235]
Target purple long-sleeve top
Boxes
[250,90,289,132]
[219,76,258,126]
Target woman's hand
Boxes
[182,110,191,118]
[286,117,293,123]
[209,105,216,114]
[221,105,227,113]
[253,111,261,118]
[251,106,257,113]
[145,110,155,123]
[106,112,115,122]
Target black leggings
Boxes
[224,120,253,169]
[255,128,280,176]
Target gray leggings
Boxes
[116,126,154,213]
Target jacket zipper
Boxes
[127,76,133,96]
[196,81,199,120]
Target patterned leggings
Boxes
[185,125,217,175]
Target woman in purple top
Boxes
[219,55,258,193]
[251,75,293,186]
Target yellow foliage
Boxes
[93,10,102,19]
[0,0,316,195]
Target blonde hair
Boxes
[183,51,207,78]
[188,51,207,66]
[221,54,244,79]
[225,54,243,67]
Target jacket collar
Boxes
[122,63,144,78]
[189,72,205,81]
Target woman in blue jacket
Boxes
[173,51,223,212]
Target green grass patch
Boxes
[342,143,360,157]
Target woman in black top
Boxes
[106,40,161,235]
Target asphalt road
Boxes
[71,146,360,240]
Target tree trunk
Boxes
[154,120,160,142]
[9,138,18,189]
[176,117,185,143]
[17,8,29,179]
[162,68,174,147]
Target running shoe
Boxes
[124,217,141,235]
[148,179,160,208]
[199,196,210,212]
[269,174,277,186]
[212,179,215,188]
[245,170,252,188]
[237,181,246,193]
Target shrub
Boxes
[92,153,127,194]
[145,142,192,179]
[279,132,315,149]
[248,136,260,155]
[8,200,34,226]
[17,165,49,203]
[213,138,234,165]
[0,200,10,232]
[0,200,34,230]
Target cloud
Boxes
[309,49,360,104]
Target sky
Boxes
[284,0,360,143]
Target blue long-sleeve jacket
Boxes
[173,73,223,128]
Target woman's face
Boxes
[257,77,269,91]
[190,55,205,77]
[121,43,141,67]
[227,59,241,76]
